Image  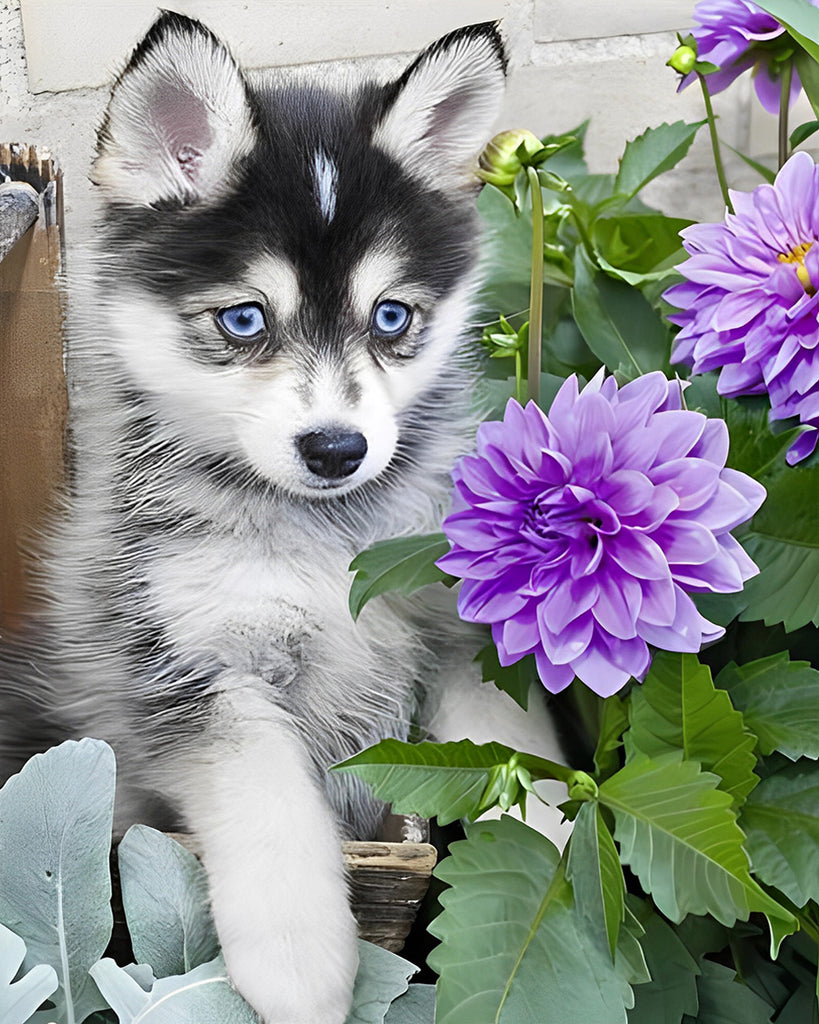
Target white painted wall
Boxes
[2,0,792,243]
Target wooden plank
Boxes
[0,146,66,634]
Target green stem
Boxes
[698,73,733,213]
[526,166,544,406]
[515,348,523,404]
[779,61,793,170]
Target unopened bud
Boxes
[478,129,544,186]
[668,44,697,75]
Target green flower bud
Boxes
[478,129,544,186]
[567,770,599,803]
[668,44,697,75]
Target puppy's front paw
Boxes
[221,905,358,1024]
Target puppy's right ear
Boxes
[93,12,255,207]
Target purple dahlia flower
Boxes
[665,151,819,464]
[678,0,816,113]
[437,372,765,697]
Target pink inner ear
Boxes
[150,84,213,181]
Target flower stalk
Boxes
[527,166,544,406]
[698,72,733,212]
[779,60,794,169]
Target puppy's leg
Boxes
[174,678,358,1024]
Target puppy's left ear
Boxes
[374,23,506,190]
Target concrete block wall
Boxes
[0,0,801,241]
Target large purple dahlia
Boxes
[437,373,765,697]
[665,152,819,464]
[678,0,816,113]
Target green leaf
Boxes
[712,394,819,632]
[717,653,819,759]
[429,817,635,1024]
[474,642,536,711]
[724,143,777,184]
[90,956,257,1023]
[753,0,819,64]
[625,899,700,1024]
[795,46,819,118]
[614,122,705,199]
[571,247,672,379]
[383,985,435,1024]
[776,981,819,1024]
[592,214,691,283]
[566,802,625,959]
[118,825,219,978]
[740,761,819,907]
[598,754,795,934]
[348,534,454,620]
[333,739,571,825]
[791,118,819,148]
[346,942,418,1024]
[625,652,759,805]
[681,959,774,1024]
[0,738,115,1024]
[594,694,629,780]
[0,924,58,1024]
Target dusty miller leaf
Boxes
[0,738,115,1024]
[118,825,219,978]
[345,941,418,1024]
[0,923,58,1024]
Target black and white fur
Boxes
[0,15,563,1023]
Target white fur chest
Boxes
[144,532,417,719]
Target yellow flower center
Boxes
[778,241,815,294]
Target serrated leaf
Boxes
[0,738,115,1024]
[626,652,759,805]
[0,923,58,1024]
[333,739,571,826]
[717,653,819,760]
[383,985,435,1024]
[566,802,625,958]
[346,941,418,1024]
[90,956,257,1023]
[429,817,635,1024]
[598,754,794,935]
[348,534,455,619]
[740,761,819,907]
[571,247,671,379]
[615,121,704,198]
[682,959,774,1024]
[118,826,219,978]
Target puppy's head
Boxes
[92,13,506,498]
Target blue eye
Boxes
[371,300,412,339]
[215,303,267,344]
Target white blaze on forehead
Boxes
[348,248,406,319]
[312,149,338,224]
[245,253,301,321]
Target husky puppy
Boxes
[0,12,535,1023]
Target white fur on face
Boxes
[312,149,339,224]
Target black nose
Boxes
[297,430,368,480]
